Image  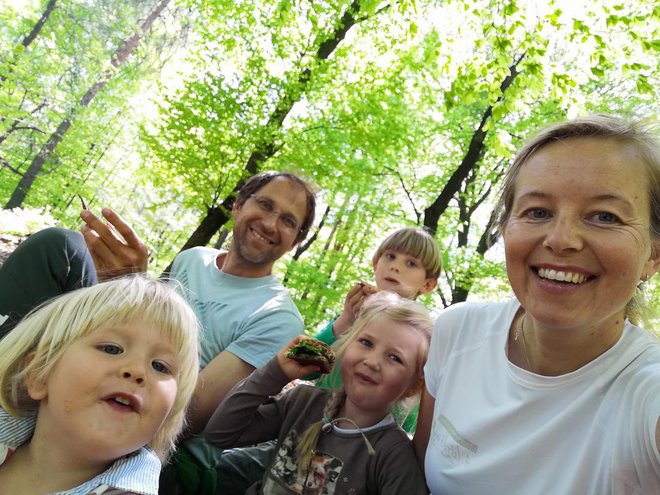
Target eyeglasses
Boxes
[249,194,302,233]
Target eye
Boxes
[359,338,372,348]
[256,197,274,213]
[385,252,396,261]
[151,360,172,374]
[279,215,299,231]
[406,259,418,268]
[588,212,620,224]
[524,208,550,220]
[99,344,122,355]
[388,353,403,364]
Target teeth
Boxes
[251,228,273,244]
[114,397,131,407]
[538,268,587,284]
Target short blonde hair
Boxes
[372,227,442,280]
[0,275,200,460]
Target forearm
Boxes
[186,350,255,434]
[203,358,290,449]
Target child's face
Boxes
[341,318,425,424]
[373,250,436,298]
[27,322,179,464]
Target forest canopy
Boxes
[1,0,658,329]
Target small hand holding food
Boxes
[277,336,336,380]
[332,281,378,337]
[80,208,149,281]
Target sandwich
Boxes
[359,281,379,293]
[286,338,336,374]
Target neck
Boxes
[0,437,109,495]
[511,309,626,376]
[216,249,274,278]
[339,400,388,429]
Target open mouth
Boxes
[250,227,274,245]
[384,277,399,284]
[105,395,137,412]
[536,267,592,284]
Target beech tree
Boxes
[1,0,657,326]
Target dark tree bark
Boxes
[168,0,368,267]
[0,0,58,85]
[423,53,525,235]
[4,0,172,210]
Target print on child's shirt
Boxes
[264,431,343,494]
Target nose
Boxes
[260,210,278,232]
[543,217,584,253]
[363,353,380,370]
[389,258,402,272]
[121,360,146,385]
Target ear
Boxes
[24,353,48,401]
[642,238,660,282]
[417,278,438,296]
[231,199,242,216]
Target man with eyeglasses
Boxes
[0,171,316,493]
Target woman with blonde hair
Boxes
[415,115,660,494]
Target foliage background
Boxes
[1,0,658,331]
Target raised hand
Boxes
[331,282,377,337]
[80,208,149,281]
[277,336,327,380]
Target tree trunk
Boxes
[423,53,525,234]
[0,0,58,85]
[171,0,367,257]
[4,0,172,210]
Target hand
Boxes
[277,336,326,381]
[332,282,376,337]
[80,208,149,281]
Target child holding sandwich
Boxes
[205,292,432,495]
[213,227,442,492]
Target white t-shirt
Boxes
[424,300,660,495]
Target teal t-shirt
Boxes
[171,247,304,369]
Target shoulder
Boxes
[174,246,219,265]
[435,300,514,323]
[432,299,516,342]
[87,447,160,495]
[0,408,35,451]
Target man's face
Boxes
[230,178,308,274]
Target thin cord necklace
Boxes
[514,312,533,372]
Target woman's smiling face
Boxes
[503,137,659,332]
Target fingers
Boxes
[80,208,148,280]
[98,208,144,249]
[345,282,375,318]
[277,336,322,380]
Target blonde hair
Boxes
[494,115,659,325]
[296,292,432,474]
[0,275,200,460]
[372,227,443,280]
